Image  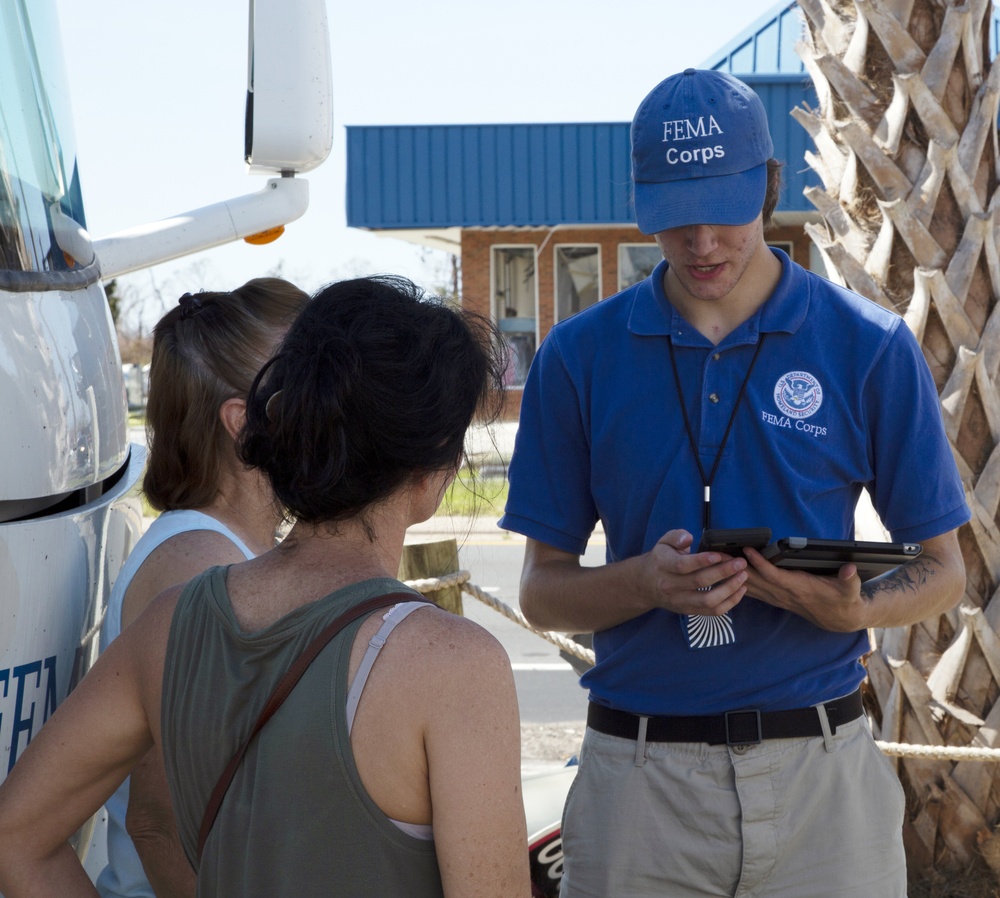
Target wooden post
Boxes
[399,537,463,616]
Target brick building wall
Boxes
[462,222,814,421]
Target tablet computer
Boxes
[699,527,772,554]
[760,537,922,581]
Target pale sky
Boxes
[53,0,785,329]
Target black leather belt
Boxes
[587,689,864,746]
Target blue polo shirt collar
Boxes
[627,247,809,345]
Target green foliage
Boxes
[437,470,508,518]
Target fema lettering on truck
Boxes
[1,656,58,773]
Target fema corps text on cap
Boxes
[631,68,774,234]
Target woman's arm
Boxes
[421,619,530,898]
[349,606,531,897]
[344,597,530,897]
[0,589,177,897]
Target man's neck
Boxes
[665,242,782,345]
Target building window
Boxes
[555,245,601,322]
[767,240,793,261]
[492,246,537,388]
[618,244,662,290]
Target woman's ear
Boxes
[218,397,247,441]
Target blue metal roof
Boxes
[347,123,632,229]
[347,1,1000,233]
[707,0,1000,72]
[347,76,820,231]
[742,74,820,212]
[344,1,814,231]
[702,1,804,74]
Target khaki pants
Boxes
[559,714,906,897]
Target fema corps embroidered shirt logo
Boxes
[774,371,823,419]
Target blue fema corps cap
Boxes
[631,69,774,234]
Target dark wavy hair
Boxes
[238,275,507,530]
[143,278,310,512]
[763,158,783,229]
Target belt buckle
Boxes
[725,709,762,746]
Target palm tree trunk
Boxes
[795,0,1000,882]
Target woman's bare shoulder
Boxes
[139,527,247,582]
[386,603,514,688]
[396,603,506,650]
[122,528,246,628]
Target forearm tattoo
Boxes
[861,554,939,601]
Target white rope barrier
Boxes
[403,570,1000,763]
[461,578,597,666]
[875,742,1000,761]
[402,568,596,665]
[402,569,471,594]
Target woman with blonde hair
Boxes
[96,278,310,898]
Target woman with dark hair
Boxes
[0,276,529,897]
[97,278,310,898]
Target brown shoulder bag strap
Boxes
[196,591,429,861]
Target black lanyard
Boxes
[667,335,767,531]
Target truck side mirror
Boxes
[245,0,333,175]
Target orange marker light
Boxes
[244,225,285,245]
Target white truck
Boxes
[0,0,332,871]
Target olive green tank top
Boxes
[161,566,444,897]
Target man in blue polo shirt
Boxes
[501,69,969,896]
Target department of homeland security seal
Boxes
[774,371,823,419]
